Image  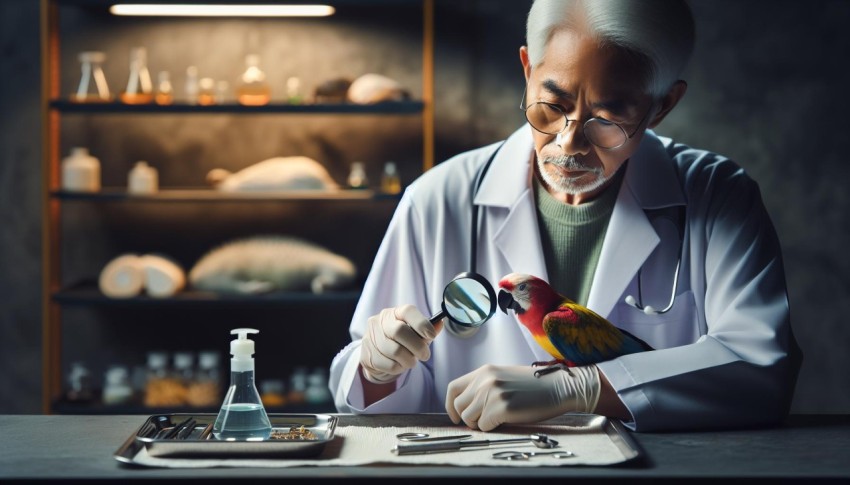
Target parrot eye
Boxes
[517,283,527,291]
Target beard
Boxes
[536,154,609,195]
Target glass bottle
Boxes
[380,161,401,194]
[347,162,369,189]
[305,368,332,404]
[198,77,217,106]
[216,80,230,104]
[155,71,173,105]
[286,76,303,105]
[65,362,93,403]
[187,350,221,407]
[287,366,308,404]
[144,350,182,407]
[213,329,272,440]
[259,379,287,408]
[173,351,194,405]
[185,66,199,105]
[236,54,271,106]
[102,365,133,406]
[71,51,111,103]
[120,47,154,104]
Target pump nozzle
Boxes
[230,328,259,370]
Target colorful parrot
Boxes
[497,273,653,376]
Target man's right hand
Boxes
[359,304,442,384]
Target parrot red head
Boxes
[497,273,563,332]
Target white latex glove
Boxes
[359,304,442,384]
[445,364,601,431]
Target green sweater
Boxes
[533,172,623,306]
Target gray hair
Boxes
[526,0,695,98]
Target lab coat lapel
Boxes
[474,125,549,281]
[586,181,659,318]
[475,126,551,360]
[586,131,686,318]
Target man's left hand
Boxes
[445,364,601,431]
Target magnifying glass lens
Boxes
[442,276,496,327]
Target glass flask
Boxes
[71,51,111,103]
[155,71,173,105]
[120,47,154,104]
[213,329,272,441]
[236,54,271,106]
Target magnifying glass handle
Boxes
[429,310,446,325]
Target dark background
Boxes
[1,0,848,414]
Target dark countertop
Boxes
[1,414,848,483]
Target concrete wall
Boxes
[1,0,848,414]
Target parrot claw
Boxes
[533,363,572,378]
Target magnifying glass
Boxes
[428,272,497,337]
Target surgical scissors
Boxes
[492,450,575,460]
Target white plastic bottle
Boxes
[61,147,101,192]
[128,161,158,194]
[213,328,272,440]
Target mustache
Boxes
[541,155,596,172]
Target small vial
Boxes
[120,47,154,104]
[155,71,173,105]
[380,161,401,194]
[185,66,199,105]
[198,77,217,106]
[236,54,271,106]
[348,162,369,189]
[71,51,111,103]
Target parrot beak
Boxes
[498,290,520,314]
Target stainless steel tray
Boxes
[114,413,337,461]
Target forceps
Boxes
[396,432,473,442]
[492,450,575,460]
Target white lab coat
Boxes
[330,125,800,431]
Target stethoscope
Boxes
[623,207,686,315]
[460,143,685,334]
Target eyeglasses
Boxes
[520,85,652,150]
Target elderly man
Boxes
[330,0,800,432]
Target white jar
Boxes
[61,147,101,192]
[128,161,158,194]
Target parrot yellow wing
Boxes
[541,302,652,366]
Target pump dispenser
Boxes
[213,328,272,440]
